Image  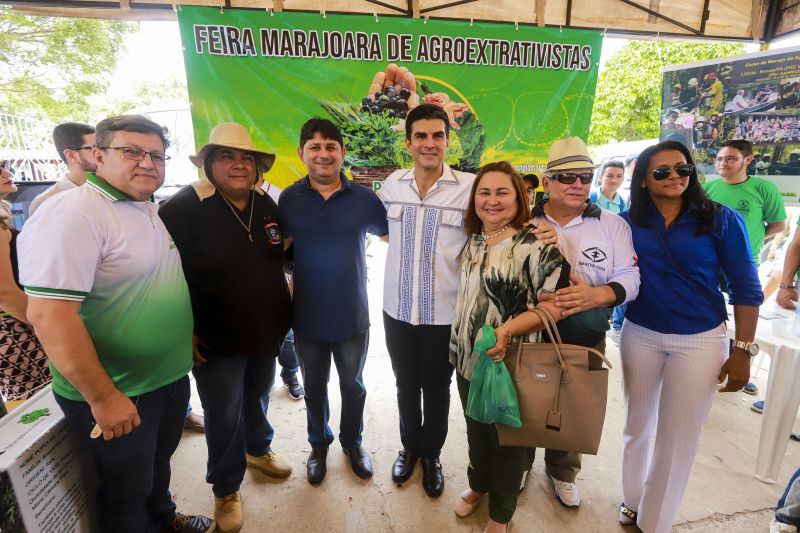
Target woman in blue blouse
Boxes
[618,141,762,533]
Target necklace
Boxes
[480,223,510,240]
[219,189,256,242]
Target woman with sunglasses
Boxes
[618,141,762,533]
[529,137,640,509]
[0,160,50,400]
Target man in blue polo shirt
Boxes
[279,118,388,486]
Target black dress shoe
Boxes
[307,446,328,485]
[343,446,373,479]
[421,457,444,497]
[391,449,419,483]
[165,512,215,533]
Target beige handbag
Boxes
[496,307,612,455]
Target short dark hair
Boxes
[522,173,539,189]
[464,161,531,235]
[53,122,95,164]
[405,104,449,140]
[95,115,170,152]
[600,160,625,175]
[719,139,753,157]
[299,118,344,148]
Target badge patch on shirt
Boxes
[264,222,281,245]
[581,247,607,263]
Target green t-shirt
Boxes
[18,173,193,401]
[704,176,786,262]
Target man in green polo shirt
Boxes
[18,115,214,533]
[706,139,787,264]
[705,138,786,396]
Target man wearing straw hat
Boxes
[159,122,292,533]
[529,136,640,508]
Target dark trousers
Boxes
[278,329,299,380]
[457,374,524,524]
[192,349,276,497]
[294,331,369,449]
[54,376,190,533]
[383,312,454,459]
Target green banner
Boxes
[178,6,601,188]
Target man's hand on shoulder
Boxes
[90,390,141,441]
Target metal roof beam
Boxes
[615,0,704,35]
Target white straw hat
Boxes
[190,122,276,172]
[546,137,598,172]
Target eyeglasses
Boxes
[104,146,170,166]
[651,164,694,180]
[68,145,94,152]
[551,172,594,185]
[714,156,740,164]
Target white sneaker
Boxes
[771,518,798,533]
[549,474,580,507]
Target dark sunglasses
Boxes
[552,172,594,185]
[651,164,694,180]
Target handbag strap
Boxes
[516,307,613,370]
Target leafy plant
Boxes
[454,110,486,172]
[320,100,404,167]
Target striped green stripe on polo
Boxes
[86,172,134,201]
[24,286,87,302]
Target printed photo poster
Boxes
[661,47,800,205]
[177,6,602,189]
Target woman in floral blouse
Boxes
[449,161,569,533]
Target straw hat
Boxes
[189,122,276,172]
[545,137,598,172]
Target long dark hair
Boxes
[629,141,718,235]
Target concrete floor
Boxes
[170,239,799,532]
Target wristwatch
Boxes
[733,340,760,357]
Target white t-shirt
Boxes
[28,175,80,216]
[261,181,282,204]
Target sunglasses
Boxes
[651,164,694,180]
[551,172,594,185]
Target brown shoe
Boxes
[214,492,242,533]
[184,412,205,434]
[246,450,292,478]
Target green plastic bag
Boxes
[466,324,523,428]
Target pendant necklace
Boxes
[220,189,256,242]
[480,223,510,241]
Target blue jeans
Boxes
[192,349,276,497]
[776,467,800,527]
[295,331,369,449]
[278,329,300,380]
[612,303,628,331]
[54,376,189,533]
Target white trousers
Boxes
[619,320,727,533]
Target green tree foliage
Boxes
[589,40,746,145]
[91,78,189,122]
[0,8,136,121]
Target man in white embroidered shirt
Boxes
[377,104,472,498]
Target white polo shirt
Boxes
[18,172,194,401]
[378,164,475,325]
[532,201,640,302]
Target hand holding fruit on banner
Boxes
[362,63,419,119]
